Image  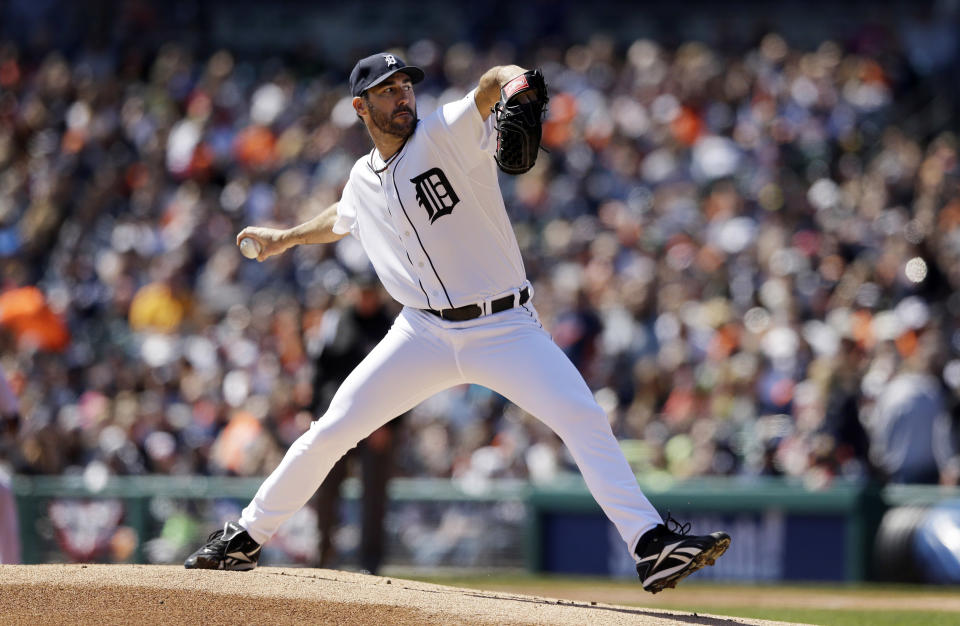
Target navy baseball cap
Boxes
[349,52,425,97]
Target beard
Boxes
[367,101,417,138]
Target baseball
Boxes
[239,237,261,259]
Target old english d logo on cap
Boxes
[350,53,425,97]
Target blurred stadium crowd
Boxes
[1,4,960,495]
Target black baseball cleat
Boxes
[184,521,262,570]
[634,514,730,593]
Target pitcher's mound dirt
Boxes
[0,564,802,625]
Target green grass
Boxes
[650,606,957,625]
[397,572,960,626]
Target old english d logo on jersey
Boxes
[411,168,459,223]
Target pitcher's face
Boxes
[358,74,417,138]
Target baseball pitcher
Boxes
[185,52,730,593]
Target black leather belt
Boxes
[425,287,530,321]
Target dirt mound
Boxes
[0,564,801,625]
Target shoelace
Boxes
[205,529,225,544]
[662,511,692,536]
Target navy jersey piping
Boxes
[392,150,454,308]
[370,147,434,309]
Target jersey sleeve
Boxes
[332,169,361,237]
[434,88,497,169]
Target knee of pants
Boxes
[295,414,367,458]
[551,399,612,438]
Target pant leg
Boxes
[458,307,662,552]
[240,310,461,545]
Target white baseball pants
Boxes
[239,304,662,554]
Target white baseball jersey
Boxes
[333,89,527,310]
[239,84,663,561]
